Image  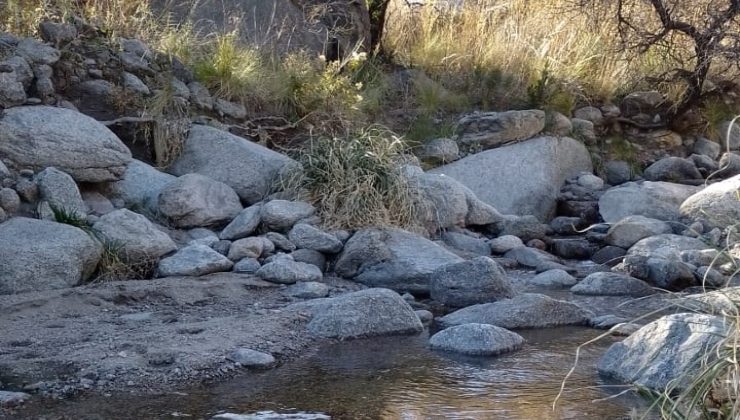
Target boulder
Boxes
[489,235,524,254]
[504,247,561,270]
[693,137,721,159]
[92,209,177,260]
[429,256,515,308]
[261,200,316,232]
[605,215,673,249]
[529,269,577,288]
[405,167,502,232]
[232,258,261,274]
[571,272,654,297]
[430,136,592,221]
[290,288,423,340]
[158,173,242,228]
[437,293,591,330]
[0,218,102,294]
[628,234,710,261]
[441,231,490,256]
[105,160,175,214]
[167,125,297,204]
[643,157,702,182]
[157,244,233,277]
[288,223,343,254]
[35,167,87,217]
[334,228,463,294]
[680,175,740,229]
[429,323,525,356]
[0,71,26,108]
[228,237,273,260]
[598,313,727,391]
[599,181,700,222]
[550,238,598,259]
[604,160,632,185]
[219,204,262,240]
[455,110,545,149]
[0,106,132,182]
[257,259,323,284]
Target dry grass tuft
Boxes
[283,125,419,230]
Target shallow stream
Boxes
[20,326,654,419]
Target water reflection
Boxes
[18,328,653,420]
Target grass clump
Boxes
[93,239,157,283]
[50,205,89,230]
[284,125,418,230]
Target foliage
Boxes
[92,239,157,283]
[50,205,89,231]
[283,125,418,230]
[574,0,740,120]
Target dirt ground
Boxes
[0,273,365,407]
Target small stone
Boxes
[288,223,343,253]
[265,232,296,252]
[489,235,524,254]
[415,309,434,326]
[228,348,275,369]
[529,269,577,288]
[257,259,322,284]
[228,237,273,260]
[233,258,261,274]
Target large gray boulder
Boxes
[455,110,546,149]
[0,218,102,294]
[628,234,710,261]
[0,106,132,182]
[437,293,591,330]
[643,157,702,182]
[429,256,515,308]
[158,173,242,228]
[430,136,592,221]
[599,181,700,222]
[157,244,233,277]
[167,125,297,204]
[604,215,673,249]
[289,288,423,340]
[404,166,502,232]
[680,175,740,229]
[105,160,175,214]
[334,228,463,294]
[429,323,525,356]
[571,272,654,297]
[598,313,727,391]
[92,209,177,261]
[35,167,87,217]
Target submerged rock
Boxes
[429,323,525,356]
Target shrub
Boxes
[283,125,418,230]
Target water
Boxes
[19,327,652,420]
